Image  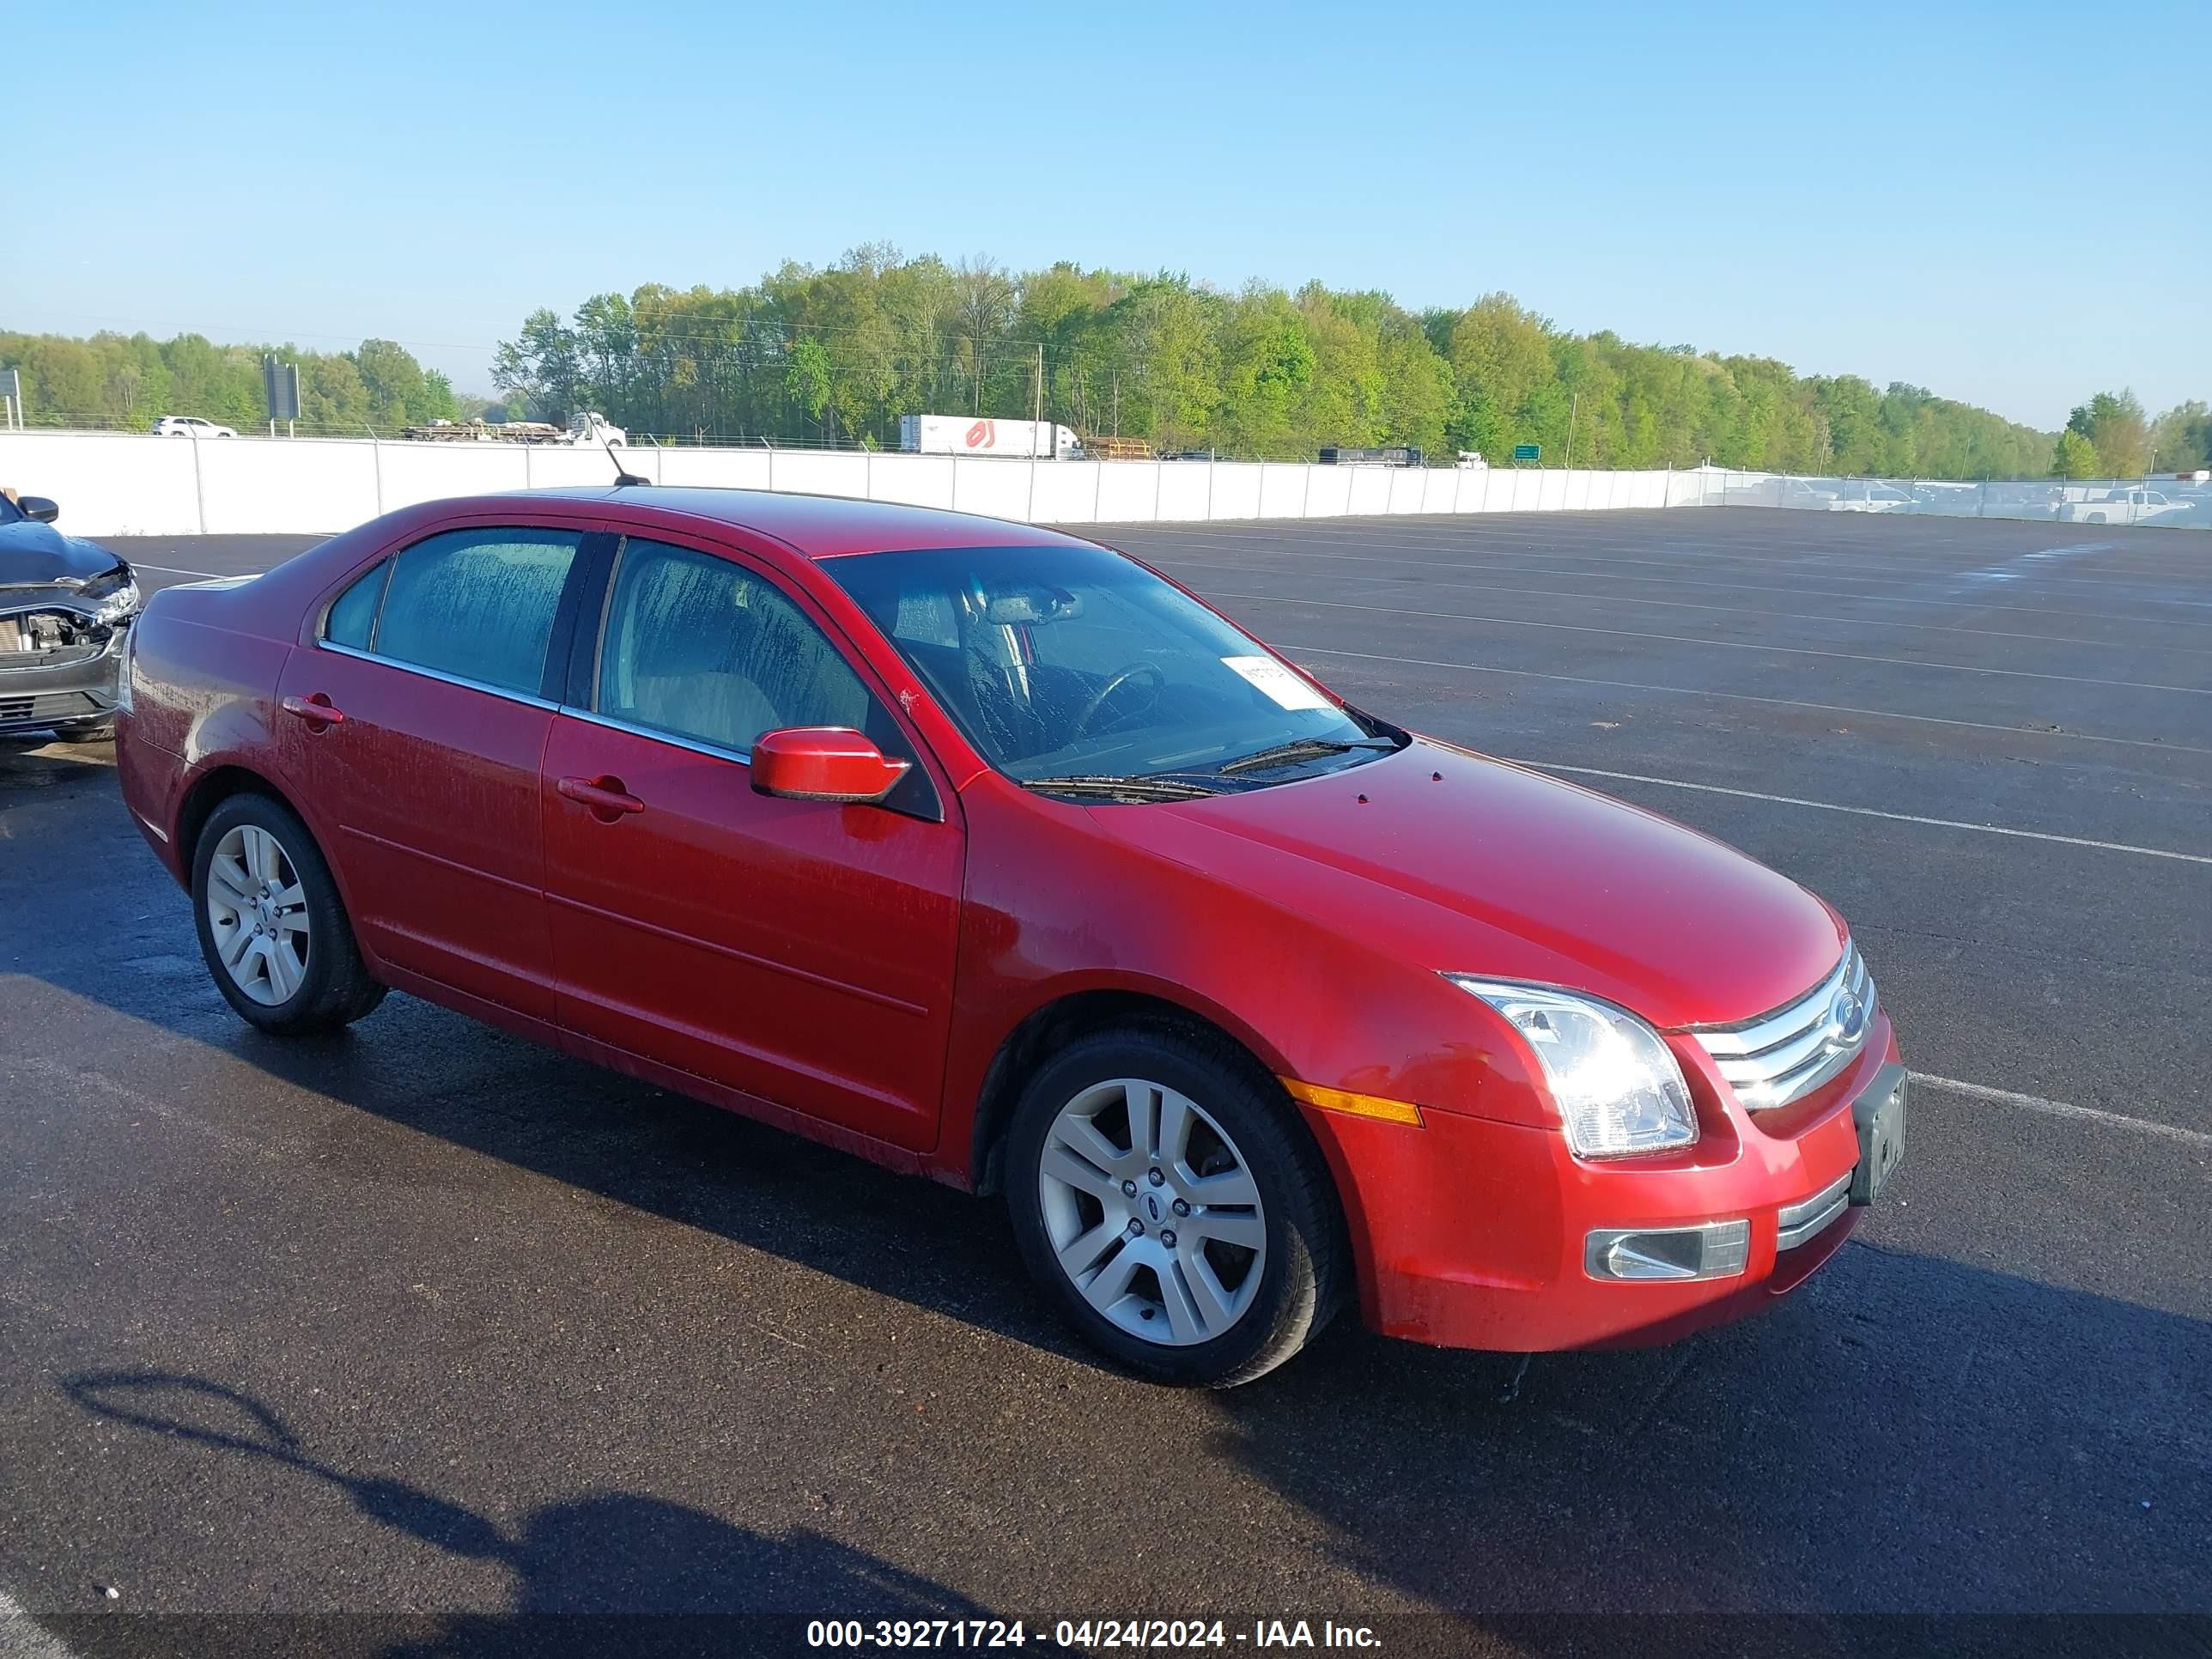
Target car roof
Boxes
[500,485,1086,561]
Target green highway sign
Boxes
[1512,443,1540,462]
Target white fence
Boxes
[15,432,2197,539]
[0,428,1703,538]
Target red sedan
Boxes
[116,489,1905,1386]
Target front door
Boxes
[540,534,964,1152]
[276,524,592,1021]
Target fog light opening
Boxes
[1584,1219,1750,1282]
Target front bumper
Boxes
[0,622,128,735]
[1300,1014,1900,1352]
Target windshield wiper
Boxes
[1213,737,1397,776]
[1020,773,1224,802]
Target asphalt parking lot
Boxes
[3,507,2208,1656]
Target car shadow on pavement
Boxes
[50,1370,1006,1658]
[1200,1237,2212,1637]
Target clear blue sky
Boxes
[17,0,2207,428]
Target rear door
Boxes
[540,532,964,1152]
[276,522,605,1022]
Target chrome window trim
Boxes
[1690,943,1875,1111]
[561,703,754,768]
[315,640,559,712]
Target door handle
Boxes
[556,774,646,821]
[281,693,345,729]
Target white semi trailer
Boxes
[899,415,1083,459]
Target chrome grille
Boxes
[1692,945,1874,1110]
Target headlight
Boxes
[1448,977,1698,1158]
[79,565,140,625]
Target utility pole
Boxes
[1034,342,1044,436]
[1565,392,1578,468]
[1111,371,1121,438]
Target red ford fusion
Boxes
[116,489,1905,1386]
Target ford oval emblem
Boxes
[1830,986,1867,1044]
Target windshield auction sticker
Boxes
[1220,656,1332,711]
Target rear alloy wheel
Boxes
[191,793,385,1035]
[1007,1027,1345,1386]
[204,822,312,1006]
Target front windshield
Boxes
[829,543,1391,786]
[0,495,23,526]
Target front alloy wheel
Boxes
[1038,1078,1268,1346]
[1006,1025,1346,1387]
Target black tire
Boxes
[61,720,116,744]
[191,792,386,1036]
[1006,1022,1346,1387]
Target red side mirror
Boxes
[750,726,909,805]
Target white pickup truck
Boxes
[2057,487,2186,526]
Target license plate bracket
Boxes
[1850,1063,1907,1206]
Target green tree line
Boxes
[10,246,2207,477]
[0,330,459,434]
[487,244,2184,476]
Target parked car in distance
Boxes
[2057,486,2186,526]
[1722,477,1838,509]
[1827,480,1917,513]
[1318,446,1425,467]
[115,489,1906,1385]
[151,415,239,439]
[1,491,141,741]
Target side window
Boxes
[374,526,583,696]
[596,538,872,756]
[323,560,387,649]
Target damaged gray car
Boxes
[1,493,139,741]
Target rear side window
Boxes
[596,538,872,755]
[373,527,583,696]
[323,561,386,649]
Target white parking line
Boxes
[1505,758,2212,865]
[1910,1073,2212,1148]
[1214,590,2212,695]
[1283,644,2212,757]
[129,562,227,578]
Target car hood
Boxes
[1091,737,1845,1030]
[0,520,126,591]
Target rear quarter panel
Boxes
[118,581,301,875]
[115,504,513,882]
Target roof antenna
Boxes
[607,439,647,488]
